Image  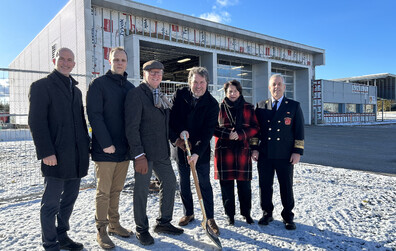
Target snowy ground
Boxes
[0,161,395,250]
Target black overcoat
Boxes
[28,70,90,179]
[124,83,170,161]
[169,87,219,166]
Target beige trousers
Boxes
[95,161,130,228]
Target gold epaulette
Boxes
[249,137,259,146]
[294,140,304,149]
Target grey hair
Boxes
[269,74,285,85]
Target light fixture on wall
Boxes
[232,66,244,69]
[177,58,191,63]
[237,73,248,76]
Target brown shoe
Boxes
[178,215,195,226]
[207,218,220,236]
[97,226,115,249]
[108,224,133,238]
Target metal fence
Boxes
[0,68,188,202]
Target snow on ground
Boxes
[0,162,395,250]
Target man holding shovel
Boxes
[169,66,220,236]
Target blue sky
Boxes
[0,0,395,80]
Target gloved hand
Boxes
[134,155,148,174]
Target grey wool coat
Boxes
[124,82,170,161]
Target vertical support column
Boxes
[200,52,219,100]
[252,61,270,105]
[295,68,311,125]
[125,36,140,86]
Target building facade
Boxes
[313,80,377,124]
[10,0,325,125]
[333,73,396,102]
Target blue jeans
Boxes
[178,162,214,219]
[41,177,80,251]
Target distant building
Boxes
[333,73,396,101]
[9,0,324,125]
[313,80,377,124]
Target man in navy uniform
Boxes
[252,74,304,230]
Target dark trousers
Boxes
[178,162,214,219]
[219,180,251,217]
[257,158,294,222]
[41,177,81,251]
[134,157,176,233]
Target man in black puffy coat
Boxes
[29,47,90,251]
[87,47,135,249]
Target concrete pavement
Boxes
[302,124,396,175]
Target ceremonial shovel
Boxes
[183,134,222,249]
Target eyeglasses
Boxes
[148,71,163,76]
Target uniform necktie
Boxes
[273,100,278,112]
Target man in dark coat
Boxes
[87,47,134,249]
[28,47,90,251]
[252,74,304,230]
[169,67,220,235]
[125,60,183,246]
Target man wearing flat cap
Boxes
[125,60,183,246]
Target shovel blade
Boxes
[204,221,222,249]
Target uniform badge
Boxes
[284,117,291,125]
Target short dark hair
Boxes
[188,67,210,85]
[109,47,128,61]
[224,79,243,94]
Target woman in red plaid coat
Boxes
[214,80,259,225]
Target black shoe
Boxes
[227,216,235,225]
[136,231,154,246]
[244,215,254,224]
[154,223,184,235]
[258,215,273,225]
[284,221,296,230]
[59,236,83,251]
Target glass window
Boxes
[285,91,294,99]
[364,104,374,113]
[346,104,357,113]
[324,103,339,113]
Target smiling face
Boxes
[269,75,286,100]
[190,73,207,97]
[109,50,127,75]
[143,69,163,89]
[54,48,75,77]
[226,84,240,102]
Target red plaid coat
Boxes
[214,100,259,181]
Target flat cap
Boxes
[143,60,164,70]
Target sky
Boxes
[0,0,395,80]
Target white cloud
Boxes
[199,0,237,24]
[216,0,239,7]
[200,11,231,23]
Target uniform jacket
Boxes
[169,87,219,166]
[125,82,170,161]
[254,97,304,159]
[214,98,259,181]
[28,70,90,179]
[87,70,135,162]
